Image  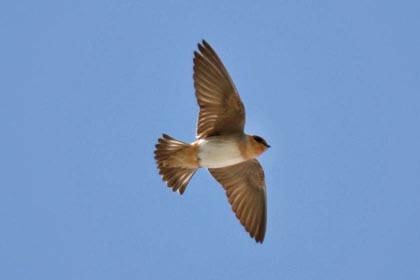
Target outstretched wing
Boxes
[193,40,245,138]
[208,159,267,243]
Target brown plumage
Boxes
[154,40,269,243]
[154,134,197,194]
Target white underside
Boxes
[197,138,246,168]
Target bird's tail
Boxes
[154,134,198,194]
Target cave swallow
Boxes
[154,40,270,243]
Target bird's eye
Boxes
[253,136,263,143]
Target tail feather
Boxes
[154,134,197,194]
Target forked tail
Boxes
[154,134,197,194]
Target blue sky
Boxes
[1,0,420,279]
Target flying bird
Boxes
[154,40,270,243]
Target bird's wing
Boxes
[208,159,267,243]
[193,40,245,138]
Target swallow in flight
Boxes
[154,40,270,243]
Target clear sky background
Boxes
[1,1,420,279]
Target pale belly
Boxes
[196,138,246,168]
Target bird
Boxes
[154,40,270,243]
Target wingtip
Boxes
[253,232,265,244]
[255,236,264,244]
[197,39,205,49]
[197,39,211,52]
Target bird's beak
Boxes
[266,144,271,148]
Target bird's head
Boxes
[249,135,270,156]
